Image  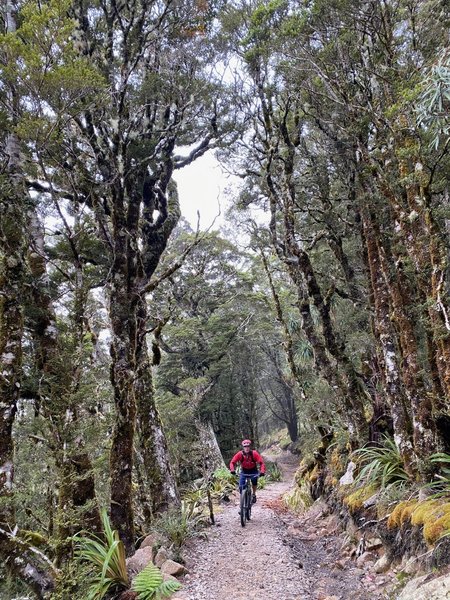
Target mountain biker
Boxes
[229,439,266,504]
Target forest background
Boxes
[1,0,450,597]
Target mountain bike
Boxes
[239,474,254,527]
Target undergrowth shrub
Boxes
[131,562,181,599]
[266,461,282,482]
[426,453,450,496]
[74,509,129,600]
[153,502,208,553]
[283,483,312,513]
[352,436,409,488]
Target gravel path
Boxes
[173,451,393,600]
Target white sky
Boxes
[174,151,233,230]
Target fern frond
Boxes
[155,580,182,599]
[131,562,164,599]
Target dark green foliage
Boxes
[353,438,410,489]
[131,562,181,599]
[74,509,129,600]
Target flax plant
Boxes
[353,437,409,489]
[74,509,129,600]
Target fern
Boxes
[131,562,182,599]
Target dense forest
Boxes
[1,0,450,598]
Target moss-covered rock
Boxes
[387,501,419,529]
[423,504,450,545]
[410,500,441,527]
[343,484,378,512]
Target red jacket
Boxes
[230,449,266,474]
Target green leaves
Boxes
[75,513,183,600]
[131,562,181,600]
[353,437,409,489]
[2,0,105,123]
[74,509,129,600]
[426,453,450,495]
[417,50,450,149]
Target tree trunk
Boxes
[0,183,26,577]
[360,204,416,475]
[195,419,225,473]
[0,188,25,525]
[109,286,137,552]
[364,135,445,461]
[264,132,369,441]
[135,347,180,516]
[0,4,55,594]
[28,209,101,558]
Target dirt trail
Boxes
[173,450,393,600]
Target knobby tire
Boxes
[246,486,252,521]
[240,490,246,527]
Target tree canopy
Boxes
[1,0,450,597]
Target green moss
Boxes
[329,448,345,477]
[387,500,450,546]
[307,464,320,484]
[387,500,419,529]
[343,484,378,512]
[423,504,450,545]
[18,530,48,547]
[410,500,441,527]
[294,459,314,485]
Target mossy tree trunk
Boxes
[195,419,226,473]
[135,349,180,517]
[244,65,370,442]
[259,249,300,442]
[0,3,55,595]
[0,162,31,591]
[27,208,101,560]
[360,202,416,476]
[68,0,220,551]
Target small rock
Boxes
[154,547,170,568]
[402,556,421,575]
[339,461,356,485]
[365,537,383,551]
[287,525,302,535]
[363,492,379,508]
[356,551,377,568]
[140,532,162,550]
[126,546,154,575]
[373,554,391,574]
[161,559,187,577]
[396,573,450,599]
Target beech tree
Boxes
[222,0,450,472]
[2,0,233,553]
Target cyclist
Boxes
[229,439,266,504]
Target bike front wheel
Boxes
[246,488,252,521]
[240,490,246,527]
